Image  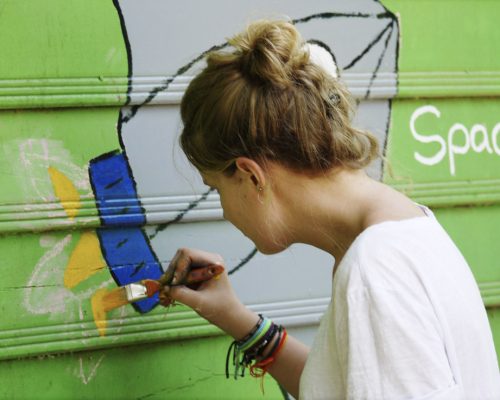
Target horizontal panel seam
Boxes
[1,71,500,109]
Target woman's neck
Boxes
[269,165,423,263]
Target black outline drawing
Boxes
[109,1,400,278]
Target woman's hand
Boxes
[159,248,259,340]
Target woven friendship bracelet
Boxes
[242,322,279,366]
[249,326,288,394]
[237,314,263,344]
[225,315,281,379]
[250,326,287,378]
[239,318,271,352]
[233,318,273,378]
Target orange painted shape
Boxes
[64,231,106,289]
[91,286,130,337]
[48,166,81,219]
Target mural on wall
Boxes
[86,0,400,331]
[11,0,400,337]
[2,1,499,396]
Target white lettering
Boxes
[493,123,500,155]
[410,105,500,176]
[471,124,493,154]
[448,123,470,176]
[410,105,447,166]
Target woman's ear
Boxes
[234,157,266,189]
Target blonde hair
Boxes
[180,19,379,174]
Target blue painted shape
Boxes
[89,150,163,313]
[89,151,145,227]
[97,228,163,313]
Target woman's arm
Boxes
[159,248,309,398]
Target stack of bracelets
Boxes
[225,315,287,383]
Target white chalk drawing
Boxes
[23,234,73,315]
[76,354,106,385]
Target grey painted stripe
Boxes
[2,71,500,109]
[1,179,500,233]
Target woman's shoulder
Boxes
[335,213,450,291]
[351,211,440,258]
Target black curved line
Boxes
[377,5,400,176]
[121,11,399,124]
[112,0,133,105]
[148,188,214,240]
[365,22,394,99]
[292,11,393,25]
[373,0,400,77]
[343,20,393,70]
[121,42,229,123]
[113,110,148,222]
[112,6,401,278]
[111,3,148,225]
[306,39,339,73]
[228,247,258,275]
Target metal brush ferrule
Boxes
[125,282,148,302]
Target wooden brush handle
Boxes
[157,264,224,286]
[182,264,224,285]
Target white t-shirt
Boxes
[299,209,500,400]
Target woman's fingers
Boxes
[158,290,172,307]
[164,248,224,285]
[159,283,201,311]
[179,248,224,266]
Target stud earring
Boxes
[257,186,264,204]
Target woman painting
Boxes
[160,20,500,399]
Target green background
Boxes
[0,0,499,398]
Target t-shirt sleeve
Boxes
[333,284,459,399]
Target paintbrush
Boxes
[99,264,225,311]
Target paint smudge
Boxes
[64,231,106,289]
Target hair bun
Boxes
[229,20,308,87]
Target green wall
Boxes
[384,0,500,358]
[0,1,499,399]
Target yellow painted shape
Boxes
[91,287,129,337]
[64,231,106,289]
[91,288,109,337]
[48,166,81,219]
